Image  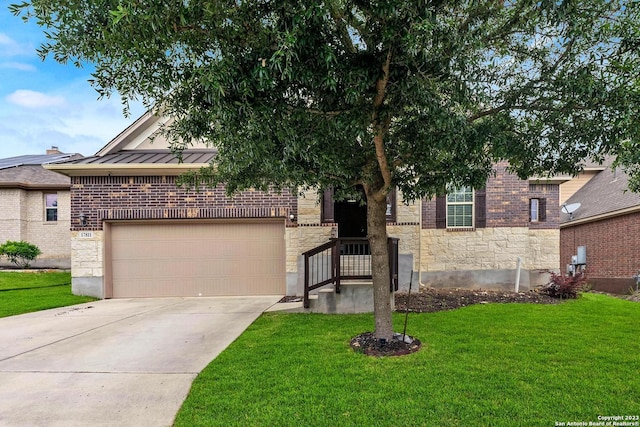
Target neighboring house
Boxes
[47,113,562,298]
[560,165,640,294]
[0,147,82,268]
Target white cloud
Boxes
[6,89,67,109]
[0,85,145,158]
[0,33,31,57]
[0,61,36,71]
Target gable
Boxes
[97,112,209,155]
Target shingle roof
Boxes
[561,167,640,224]
[61,150,216,165]
[0,165,70,188]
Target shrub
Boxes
[537,271,587,299]
[0,240,42,268]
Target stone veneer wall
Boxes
[419,228,559,291]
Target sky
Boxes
[0,6,145,159]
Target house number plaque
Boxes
[79,231,94,238]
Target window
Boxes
[446,186,474,228]
[529,198,546,222]
[530,198,539,222]
[45,193,58,222]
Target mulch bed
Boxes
[394,287,561,313]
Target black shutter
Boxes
[322,188,335,223]
[435,196,446,229]
[539,198,547,222]
[386,190,396,222]
[475,188,486,228]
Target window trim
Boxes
[44,192,58,222]
[446,186,475,229]
[530,198,540,222]
[529,197,546,223]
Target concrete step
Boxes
[306,281,395,314]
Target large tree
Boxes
[13,0,640,341]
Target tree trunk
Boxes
[366,192,394,341]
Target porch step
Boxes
[306,281,395,314]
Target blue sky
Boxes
[0,6,145,159]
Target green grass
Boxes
[0,271,96,317]
[175,294,640,427]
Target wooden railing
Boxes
[302,237,399,308]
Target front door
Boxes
[335,198,367,238]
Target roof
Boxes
[0,153,80,170]
[0,165,71,189]
[0,152,83,189]
[560,166,640,226]
[46,150,216,176]
[65,150,215,165]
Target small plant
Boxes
[537,271,587,299]
[633,270,640,293]
[0,240,42,268]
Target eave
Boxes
[0,182,70,191]
[560,204,640,228]
[43,163,209,177]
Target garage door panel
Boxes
[110,222,285,297]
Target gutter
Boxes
[560,204,640,228]
[43,162,210,177]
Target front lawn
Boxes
[175,293,640,427]
[0,271,96,317]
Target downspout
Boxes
[418,198,427,288]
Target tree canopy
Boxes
[12,0,640,339]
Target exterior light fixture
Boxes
[289,213,296,222]
[79,213,87,226]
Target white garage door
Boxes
[109,221,285,298]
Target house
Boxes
[0,147,81,268]
[47,113,562,298]
[560,164,640,294]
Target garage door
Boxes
[109,221,285,298]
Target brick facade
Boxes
[0,188,71,268]
[70,176,297,230]
[561,212,640,292]
[422,162,559,229]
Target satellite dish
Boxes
[561,203,581,214]
[562,203,581,220]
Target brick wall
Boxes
[422,162,559,229]
[70,176,297,230]
[0,188,71,267]
[0,189,24,242]
[561,212,640,281]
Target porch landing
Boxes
[267,281,395,314]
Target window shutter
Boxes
[322,188,335,223]
[386,190,396,222]
[435,196,446,229]
[475,188,486,228]
[539,198,547,222]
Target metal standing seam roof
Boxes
[61,150,216,165]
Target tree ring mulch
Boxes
[350,332,422,357]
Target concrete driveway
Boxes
[0,296,281,427]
